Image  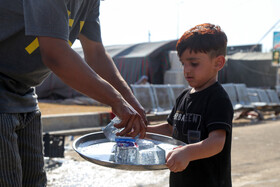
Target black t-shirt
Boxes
[167,82,234,187]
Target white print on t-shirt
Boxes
[173,112,202,141]
[173,112,201,127]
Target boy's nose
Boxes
[184,66,191,73]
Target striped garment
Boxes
[0,111,47,187]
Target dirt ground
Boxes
[231,120,280,187]
[38,102,112,115]
[42,102,280,186]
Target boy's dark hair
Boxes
[176,23,227,58]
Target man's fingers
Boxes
[126,117,146,138]
[126,118,140,138]
[115,114,147,138]
[138,118,146,138]
[115,116,135,136]
[139,128,146,139]
[113,118,127,129]
[140,112,148,127]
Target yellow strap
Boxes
[69,19,74,27]
[80,21,85,32]
[25,38,39,54]
[26,38,72,54]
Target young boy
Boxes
[147,23,234,187]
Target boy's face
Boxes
[180,49,224,92]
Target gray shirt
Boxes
[0,0,102,113]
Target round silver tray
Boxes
[73,131,185,171]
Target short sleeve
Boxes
[23,0,69,41]
[80,0,102,42]
[206,94,233,133]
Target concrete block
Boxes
[42,112,111,132]
[164,70,188,86]
[168,51,182,70]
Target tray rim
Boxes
[73,131,185,171]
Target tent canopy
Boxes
[219,52,277,88]
[111,40,176,58]
[108,40,178,84]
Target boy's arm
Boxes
[146,122,173,137]
[37,36,146,138]
[166,129,226,173]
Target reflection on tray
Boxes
[73,132,185,171]
[77,139,178,165]
[79,142,116,162]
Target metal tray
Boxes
[73,131,185,171]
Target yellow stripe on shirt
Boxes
[25,38,39,54]
[26,38,72,54]
[80,21,85,32]
[69,19,74,27]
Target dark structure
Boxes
[36,41,276,99]
[226,44,262,55]
[219,52,277,88]
[106,40,178,84]
[43,133,65,158]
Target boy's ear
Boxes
[214,55,226,70]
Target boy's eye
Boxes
[191,62,198,67]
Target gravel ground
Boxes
[45,118,280,187]
[46,136,170,187]
[47,159,170,187]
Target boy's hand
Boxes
[166,146,190,173]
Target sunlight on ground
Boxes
[38,102,112,116]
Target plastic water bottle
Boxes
[136,139,165,165]
[114,137,139,164]
[102,117,123,141]
[102,116,139,141]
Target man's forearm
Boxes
[100,56,146,120]
[101,54,135,100]
[38,36,124,108]
[80,35,144,114]
[83,46,135,104]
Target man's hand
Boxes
[111,99,146,138]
